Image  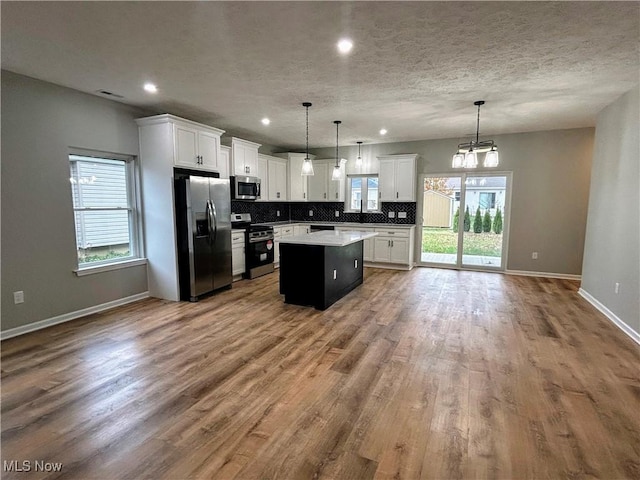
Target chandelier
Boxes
[452,100,499,168]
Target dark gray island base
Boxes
[279,241,364,310]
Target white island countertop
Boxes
[279,230,378,247]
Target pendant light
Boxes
[332,120,343,181]
[301,102,314,176]
[452,100,499,168]
[355,141,363,168]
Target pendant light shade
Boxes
[452,151,464,168]
[483,147,499,167]
[452,100,499,169]
[463,150,478,168]
[301,102,314,176]
[355,141,363,168]
[332,120,343,181]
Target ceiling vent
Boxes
[96,90,124,99]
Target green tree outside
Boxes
[463,206,471,232]
[483,210,492,233]
[473,207,483,233]
[493,207,503,234]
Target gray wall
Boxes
[1,71,149,332]
[581,86,640,335]
[311,127,594,275]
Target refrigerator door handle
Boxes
[206,201,214,244]
[211,200,218,244]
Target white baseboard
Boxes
[505,269,582,281]
[578,288,640,346]
[1,292,150,341]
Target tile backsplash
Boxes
[232,200,416,225]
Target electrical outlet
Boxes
[13,291,24,304]
[309,210,313,217]
[388,211,395,218]
[532,252,538,260]
[335,210,340,217]
[615,282,620,294]
[398,212,407,219]
[276,210,280,217]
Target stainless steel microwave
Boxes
[230,175,261,200]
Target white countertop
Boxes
[279,230,378,247]
[262,221,415,229]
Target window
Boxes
[479,192,496,209]
[69,152,141,269]
[346,175,379,212]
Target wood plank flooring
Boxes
[2,267,639,479]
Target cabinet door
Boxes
[308,161,328,201]
[256,156,268,201]
[219,147,230,179]
[231,144,244,176]
[378,159,396,202]
[363,238,374,262]
[288,156,308,201]
[268,159,287,200]
[244,147,258,176]
[232,245,245,276]
[274,240,281,266]
[389,238,410,264]
[373,237,391,262]
[395,157,416,201]
[175,125,199,168]
[198,130,222,174]
[328,162,345,202]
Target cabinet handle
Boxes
[324,193,326,199]
[355,259,358,268]
[303,192,306,199]
[336,192,338,199]
[396,192,399,199]
[277,192,280,199]
[391,240,394,247]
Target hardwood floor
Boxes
[2,267,639,479]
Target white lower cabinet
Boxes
[231,230,246,279]
[372,227,415,268]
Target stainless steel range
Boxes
[231,213,275,279]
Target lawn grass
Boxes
[422,227,502,256]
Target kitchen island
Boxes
[279,230,378,310]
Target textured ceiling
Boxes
[2,1,639,150]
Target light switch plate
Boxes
[335,210,340,217]
[388,212,395,218]
[276,210,280,217]
[309,210,314,216]
[398,212,407,219]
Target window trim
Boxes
[344,174,381,213]
[69,148,145,272]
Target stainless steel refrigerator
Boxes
[175,173,232,301]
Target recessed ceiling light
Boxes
[379,128,387,135]
[143,83,158,93]
[261,118,271,126]
[337,38,353,54]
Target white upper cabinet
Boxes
[276,152,313,202]
[219,146,230,179]
[378,154,418,202]
[256,154,268,201]
[267,156,288,201]
[230,137,261,176]
[169,118,224,173]
[308,161,329,201]
[308,159,346,202]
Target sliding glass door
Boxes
[419,173,511,271]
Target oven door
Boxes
[247,236,275,268]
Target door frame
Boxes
[416,171,513,272]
